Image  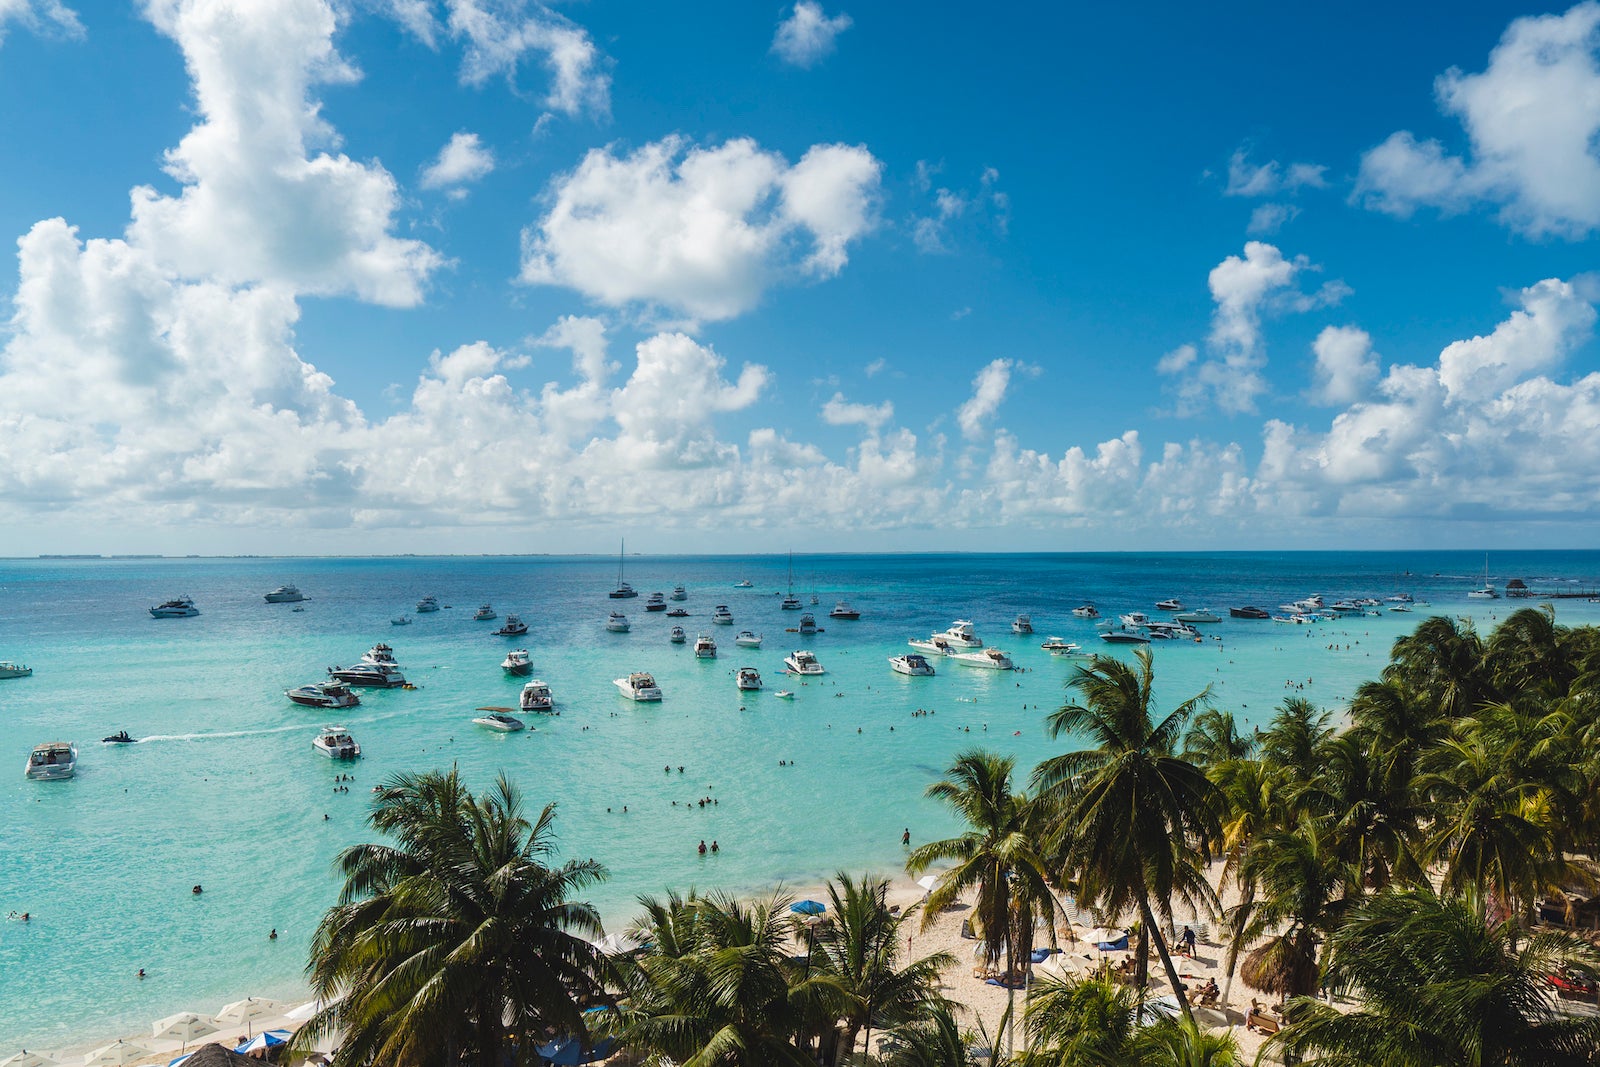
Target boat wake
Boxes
[135,709,414,744]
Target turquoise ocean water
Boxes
[3,551,1599,1048]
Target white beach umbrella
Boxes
[83,1040,153,1067]
[1079,926,1126,946]
[214,1000,287,1027]
[916,875,938,894]
[594,931,643,956]
[2,1052,59,1067]
[151,1015,217,1047]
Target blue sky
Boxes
[0,0,1597,554]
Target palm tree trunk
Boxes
[1139,897,1194,1026]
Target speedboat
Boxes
[1385,593,1414,604]
[328,663,407,687]
[615,672,663,701]
[734,579,753,588]
[889,653,936,676]
[934,621,983,649]
[609,540,637,598]
[520,680,553,713]
[312,727,361,759]
[1229,606,1270,619]
[361,643,400,667]
[1011,614,1033,634]
[711,605,734,625]
[797,613,819,635]
[829,601,860,620]
[735,666,763,691]
[150,596,199,618]
[666,607,690,618]
[102,731,136,744]
[670,626,687,644]
[25,742,76,780]
[1155,598,1183,611]
[1100,626,1150,644]
[494,614,529,636]
[1119,612,1151,629]
[908,636,958,657]
[416,595,440,613]
[1040,637,1088,657]
[0,662,32,680]
[501,649,532,676]
[1147,621,1200,640]
[1071,603,1100,619]
[784,649,825,675]
[951,647,1015,670]
[735,630,762,647]
[472,604,497,621]
[264,585,306,603]
[472,711,525,733]
[646,592,667,611]
[1173,609,1220,624]
[1388,603,1413,613]
[670,585,688,601]
[287,682,360,709]
[390,614,413,626]
[606,611,631,633]
[694,633,718,659]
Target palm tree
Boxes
[1274,887,1600,1067]
[1257,697,1333,793]
[1181,708,1255,770]
[1229,817,1350,1000]
[296,769,610,1067]
[1033,649,1222,1024]
[1131,1015,1240,1067]
[878,1003,981,1067]
[1487,605,1577,702]
[1014,972,1143,1067]
[1385,614,1494,720]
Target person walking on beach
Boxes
[1181,925,1197,957]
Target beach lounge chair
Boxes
[1245,1008,1280,1034]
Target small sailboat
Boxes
[610,539,637,599]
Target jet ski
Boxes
[102,731,136,744]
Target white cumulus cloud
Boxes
[821,392,893,430]
[421,131,496,192]
[771,1,852,67]
[1224,148,1328,197]
[0,0,82,44]
[1309,325,1380,406]
[957,358,1012,439]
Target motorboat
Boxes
[606,611,631,633]
[908,636,958,657]
[615,672,663,701]
[390,614,413,626]
[1468,557,1498,599]
[951,647,1015,670]
[1011,614,1034,634]
[472,711,525,733]
[735,630,762,647]
[102,731,136,744]
[670,585,688,601]
[25,742,76,780]
[784,650,825,675]
[1147,621,1200,640]
[829,601,860,620]
[1229,606,1270,619]
[0,662,32,680]
[645,592,667,611]
[312,726,361,759]
[501,649,532,676]
[1155,598,1183,611]
[694,633,718,659]
[150,596,199,618]
[520,681,554,713]
[1040,637,1088,657]
[472,604,497,621]
[889,653,936,676]
[774,689,795,699]
[1119,612,1151,629]
[933,620,984,649]
[666,607,690,617]
[328,663,407,687]
[1385,593,1414,604]
[416,595,440,613]
[670,626,687,644]
[735,666,763,691]
[361,643,400,667]
[1173,609,1220,624]
[1071,603,1100,619]
[711,605,734,625]
[1099,626,1150,644]
[1280,595,1324,613]
[797,613,819,635]
[264,585,306,603]
[609,539,637,599]
[494,614,529,636]
[810,593,820,605]
[1388,603,1413,613]
[734,579,753,588]
[286,682,361,709]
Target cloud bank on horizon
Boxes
[0,0,1597,552]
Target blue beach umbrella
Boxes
[534,1037,614,1065]
[232,1031,291,1056]
[790,900,825,916]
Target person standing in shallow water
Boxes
[902,828,911,846]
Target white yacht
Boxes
[520,680,554,713]
[501,649,532,676]
[733,579,753,588]
[889,653,937,676]
[311,727,360,760]
[694,633,717,659]
[390,614,412,626]
[24,742,76,780]
[646,592,667,611]
[609,540,637,599]
[264,585,306,604]
[1147,621,1200,640]
[361,643,400,667]
[670,585,688,601]
[286,682,360,709]
[1119,611,1151,629]
[415,595,440,613]
[494,615,529,636]
[0,662,32,680]
[150,596,199,618]
[1468,557,1498,599]
[615,672,663,701]
[829,601,860,620]
[934,621,984,649]
[784,649,825,675]
[711,605,734,625]
[1173,609,1221,624]
[472,604,497,621]
[1011,614,1034,634]
[1100,627,1150,644]
[908,636,958,657]
[735,630,762,648]
[951,647,1016,670]
[667,607,689,617]
[328,663,407,687]
[670,625,687,644]
[1155,598,1183,611]
[1071,603,1101,619]
[606,611,631,633]
[472,711,525,732]
[735,666,763,691]
[797,613,819,635]
[1040,637,1089,657]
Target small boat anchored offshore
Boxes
[735,666,763,691]
[312,727,361,759]
[264,585,307,604]
[784,650,825,675]
[494,615,529,636]
[606,611,631,633]
[501,649,532,676]
[889,653,936,676]
[287,682,361,709]
[150,596,199,618]
[615,672,663,701]
[520,680,554,713]
[472,711,525,733]
[25,742,77,780]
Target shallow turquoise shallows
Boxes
[2,551,1596,1048]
